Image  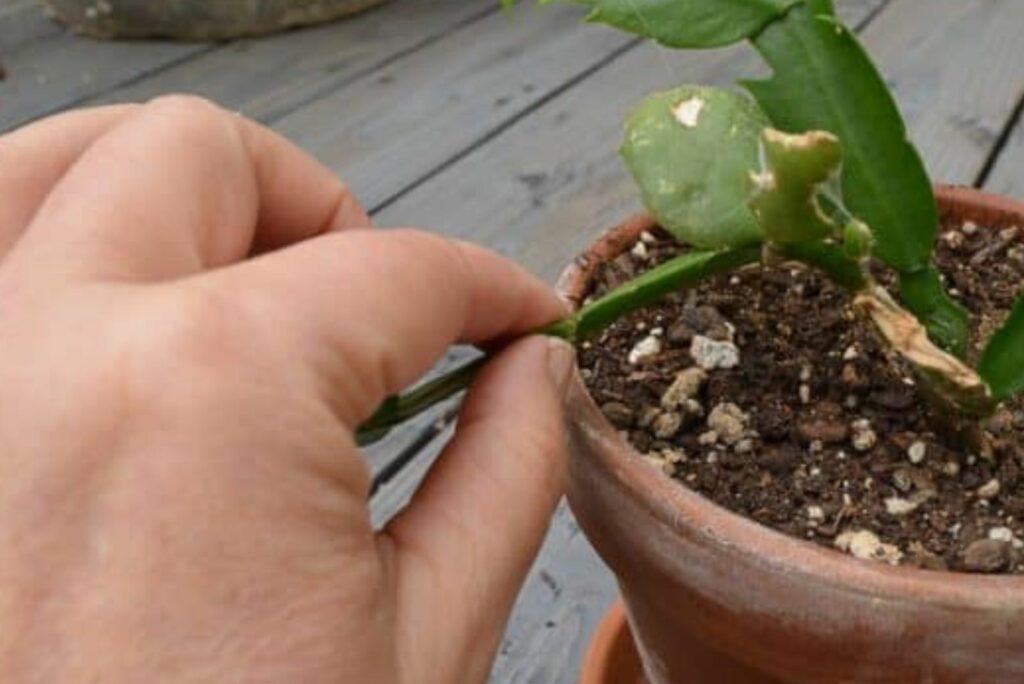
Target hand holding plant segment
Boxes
[361,0,1024,444]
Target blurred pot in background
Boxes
[42,0,389,40]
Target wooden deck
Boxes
[4,0,1024,680]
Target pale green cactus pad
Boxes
[621,86,769,249]
[749,128,841,244]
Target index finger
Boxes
[0,105,137,258]
[12,96,370,283]
[207,229,567,427]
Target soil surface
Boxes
[578,220,1024,573]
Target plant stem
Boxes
[356,244,761,444]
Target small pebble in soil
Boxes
[962,220,978,235]
[631,241,649,259]
[601,402,634,429]
[652,411,683,439]
[627,335,661,364]
[988,526,1018,545]
[799,384,811,404]
[942,230,966,249]
[850,419,878,452]
[661,367,707,410]
[891,468,913,493]
[707,403,749,445]
[962,539,1011,573]
[835,530,902,564]
[884,497,920,516]
[806,505,825,523]
[907,441,927,464]
[977,478,1001,500]
[842,345,859,361]
[690,335,739,370]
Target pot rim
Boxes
[559,184,1024,608]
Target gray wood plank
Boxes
[273,2,634,211]
[863,0,1024,185]
[370,422,452,529]
[488,502,616,684]
[0,33,210,133]
[84,0,495,124]
[0,0,61,54]
[982,109,1024,198]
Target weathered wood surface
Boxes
[0,29,210,133]
[864,0,1024,186]
[5,0,1024,682]
[83,0,496,124]
[274,2,634,211]
[0,0,62,54]
[984,110,1024,198]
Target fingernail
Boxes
[546,338,576,396]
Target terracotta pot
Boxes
[43,0,389,40]
[560,186,1024,684]
[579,600,647,684]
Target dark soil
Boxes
[578,220,1024,574]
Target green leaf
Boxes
[501,0,798,47]
[898,267,970,359]
[621,86,769,249]
[842,218,874,261]
[749,128,841,244]
[564,244,762,340]
[978,294,1024,400]
[743,4,937,272]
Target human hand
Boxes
[0,97,573,684]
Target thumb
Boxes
[380,336,574,684]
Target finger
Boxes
[13,95,369,282]
[0,105,137,257]
[208,229,568,426]
[380,336,574,684]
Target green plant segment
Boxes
[359,0,1024,444]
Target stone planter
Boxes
[43,0,389,40]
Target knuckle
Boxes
[145,93,227,123]
[142,94,239,148]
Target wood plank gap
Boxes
[850,0,895,31]
[974,87,1024,188]
[369,37,643,216]
[369,403,460,497]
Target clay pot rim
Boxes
[557,184,1024,607]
